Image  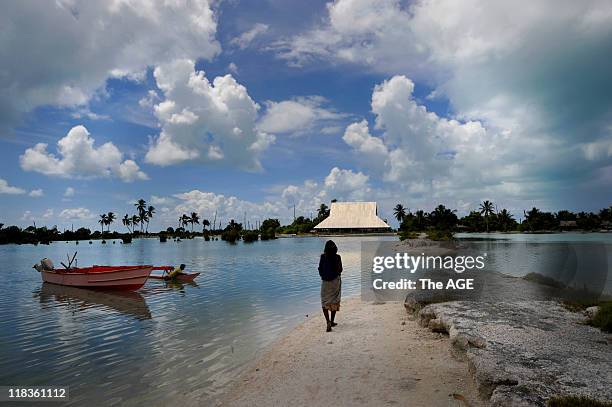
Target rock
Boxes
[415,301,612,406]
[584,306,600,319]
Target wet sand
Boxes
[219,297,482,406]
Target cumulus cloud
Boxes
[64,187,75,197]
[231,23,269,49]
[20,125,148,181]
[0,0,220,132]
[59,207,95,221]
[0,179,26,195]
[274,0,612,209]
[161,166,374,226]
[280,167,372,216]
[144,59,274,171]
[258,96,345,135]
[29,189,44,198]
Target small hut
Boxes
[313,202,390,234]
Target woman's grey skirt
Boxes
[321,276,341,311]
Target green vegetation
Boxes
[260,218,280,240]
[398,204,458,240]
[548,395,612,407]
[393,201,612,234]
[590,302,612,333]
[242,230,259,243]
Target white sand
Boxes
[219,298,483,407]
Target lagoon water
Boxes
[0,233,610,406]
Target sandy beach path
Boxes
[219,297,483,407]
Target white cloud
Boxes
[59,207,95,221]
[21,211,34,222]
[29,189,44,198]
[274,0,612,210]
[20,125,148,182]
[0,178,26,195]
[159,166,375,227]
[116,160,149,182]
[231,23,269,49]
[64,187,75,197]
[258,96,345,134]
[0,1,220,131]
[144,59,274,171]
[228,62,239,74]
[150,195,174,205]
[138,90,161,109]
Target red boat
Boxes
[35,259,153,291]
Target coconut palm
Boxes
[181,214,190,229]
[122,214,132,234]
[497,209,514,232]
[145,205,155,234]
[393,204,406,223]
[131,215,140,233]
[415,210,426,230]
[317,203,329,219]
[202,219,210,231]
[479,200,495,232]
[98,214,108,234]
[106,212,116,232]
[190,212,200,232]
[134,199,147,231]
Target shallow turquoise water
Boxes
[0,233,609,406]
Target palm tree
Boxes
[415,210,426,230]
[98,214,108,234]
[106,212,116,233]
[122,214,132,234]
[202,219,210,231]
[131,215,140,233]
[140,212,149,233]
[317,203,329,219]
[497,209,514,232]
[145,205,155,234]
[134,199,147,232]
[479,200,495,232]
[190,212,200,232]
[393,204,406,223]
[181,214,190,230]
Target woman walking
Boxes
[318,240,343,332]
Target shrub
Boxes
[426,230,454,241]
[590,302,612,333]
[242,230,259,243]
[399,230,419,240]
[221,229,240,243]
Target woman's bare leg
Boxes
[322,308,332,332]
[330,311,337,326]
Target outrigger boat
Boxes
[149,266,200,282]
[33,254,153,291]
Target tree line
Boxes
[393,201,612,240]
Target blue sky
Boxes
[1,0,611,231]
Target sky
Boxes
[1,0,611,231]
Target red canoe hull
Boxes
[41,266,153,291]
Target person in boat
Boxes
[165,264,186,280]
[318,240,342,332]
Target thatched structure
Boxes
[314,202,390,233]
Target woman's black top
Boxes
[318,253,343,281]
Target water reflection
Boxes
[37,283,152,320]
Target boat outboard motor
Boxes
[33,258,54,272]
